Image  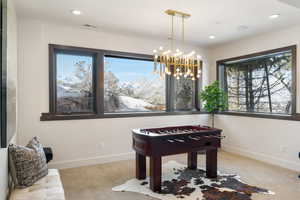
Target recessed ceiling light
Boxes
[71,9,82,15]
[269,14,280,19]
[209,35,216,39]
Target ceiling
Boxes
[14,0,300,47]
[278,0,300,8]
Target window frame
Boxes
[0,0,7,148]
[49,45,99,115]
[216,45,298,120]
[41,44,203,121]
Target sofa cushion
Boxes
[10,169,65,200]
[8,137,48,188]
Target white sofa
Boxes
[10,169,65,200]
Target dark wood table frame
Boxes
[136,149,217,192]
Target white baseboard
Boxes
[48,152,135,169]
[48,146,300,171]
[222,145,300,172]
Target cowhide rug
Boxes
[112,161,274,200]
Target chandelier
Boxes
[153,10,202,80]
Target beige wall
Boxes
[17,19,210,169]
[0,0,18,199]
[209,25,300,171]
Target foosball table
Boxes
[132,125,224,192]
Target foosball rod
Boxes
[167,135,225,143]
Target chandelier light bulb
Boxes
[153,50,157,53]
[159,46,164,50]
[269,14,280,19]
[71,9,82,15]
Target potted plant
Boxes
[199,81,228,127]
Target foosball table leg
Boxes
[188,152,197,170]
[136,153,146,180]
[150,156,161,192]
[206,148,218,178]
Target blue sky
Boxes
[104,57,154,83]
[57,53,156,84]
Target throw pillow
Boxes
[8,137,48,188]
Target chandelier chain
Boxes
[182,15,185,48]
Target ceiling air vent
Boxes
[82,24,97,29]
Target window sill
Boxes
[218,111,300,121]
[40,111,208,121]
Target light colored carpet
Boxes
[60,151,300,200]
[113,160,273,200]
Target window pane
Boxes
[56,53,94,113]
[174,77,194,110]
[104,57,166,113]
[223,50,292,114]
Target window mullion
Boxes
[96,51,104,115]
[166,73,173,112]
[168,67,175,112]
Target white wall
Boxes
[0,0,18,199]
[209,25,300,171]
[18,19,210,169]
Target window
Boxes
[104,56,166,113]
[56,53,95,113]
[42,44,202,120]
[217,46,296,115]
[174,77,195,111]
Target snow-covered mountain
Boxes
[118,96,154,111]
[57,85,82,98]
